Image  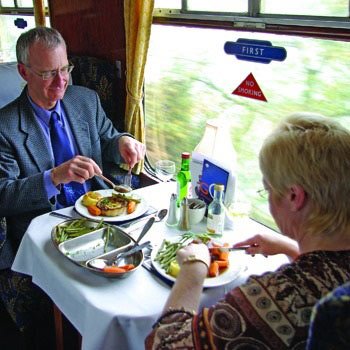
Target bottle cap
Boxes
[214,183,225,192]
[181,152,190,159]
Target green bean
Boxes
[155,232,222,272]
[103,225,111,253]
[54,219,105,243]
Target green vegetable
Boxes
[111,192,141,203]
[55,218,105,244]
[155,231,220,273]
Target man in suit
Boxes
[0,27,145,348]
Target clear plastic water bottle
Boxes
[206,183,225,235]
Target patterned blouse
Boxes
[145,250,350,350]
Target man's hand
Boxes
[51,155,102,186]
[118,136,146,169]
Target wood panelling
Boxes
[48,0,126,130]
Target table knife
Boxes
[208,246,250,252]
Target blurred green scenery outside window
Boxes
[145,24,350,230]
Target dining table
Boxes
[11,181,289,350]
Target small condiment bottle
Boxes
[178,197,190,231]
[166,193,178,226]
[207,183,225,236]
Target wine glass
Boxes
[155,160,176,182]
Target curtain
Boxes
[33,0,46,27]
[124,0,154,174]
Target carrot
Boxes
[103,266,126,273]
[127,201,136,214]
[218,243,230,261]
[218,250,229,261]
[216,260,229,269]
[87,205,102,216]
[208,261,219,278]
[119,264,135,271]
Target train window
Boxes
[261,1,348,17]
[154,0,181,9]
[0,0,48,8]
[154,0,350,29]
[186,0,246,13]
[0,1,49,62]
[0,15,37,62]
[1,0,14,6]
[145,23,350,229]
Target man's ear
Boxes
[289,185,307,211]
[17,63,28,81]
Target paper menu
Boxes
[191,151,236,206]
[194,159,229,205]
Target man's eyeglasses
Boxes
[25,64,74,80]
[257,188,269,199]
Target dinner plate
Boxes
[151,237,245,288]
[75,189,149,222]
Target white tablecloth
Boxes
[12,182,288,350]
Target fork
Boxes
[124,167,132,188]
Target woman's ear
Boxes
[289,185,307,211]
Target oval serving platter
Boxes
[51,219,143,278]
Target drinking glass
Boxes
[155,160,176,182]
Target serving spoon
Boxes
[88,217,155,270]
[119,208,168,229]
[88,240,152,269]
[95,173,132,193]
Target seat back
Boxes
[307,281,350,350]
[0,62,26,109]
[69,56,124,132]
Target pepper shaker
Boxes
[178,197,190,231]
[166,193,178,226]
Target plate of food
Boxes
[151,234,245,288]
[75,189,149,222]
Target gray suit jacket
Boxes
[0,85,126,268]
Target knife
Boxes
[208,245,251,252]
[116,240,152,260]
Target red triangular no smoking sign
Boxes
[232,73,267,102]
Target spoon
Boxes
[88,218,155,270]
[88,240,151,270]
[96,173,133,193]
[119,208,168,229]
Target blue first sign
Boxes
[224,38,287,64]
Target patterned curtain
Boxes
[33,0,46,27]
[124,0,154,174]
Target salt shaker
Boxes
[166,193,178,226]
[178,197,190,231]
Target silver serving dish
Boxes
[51,219,144,278]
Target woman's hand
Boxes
[234,231,300,261]
[176,243,211,270]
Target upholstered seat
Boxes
[0,62,25,109]
[69,55,124,131]
[307,281,350,350]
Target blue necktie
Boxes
[50,111,85,206]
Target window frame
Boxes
[0,1,48,15]
[153,0,350,40]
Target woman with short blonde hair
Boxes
[146,112,350,349]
